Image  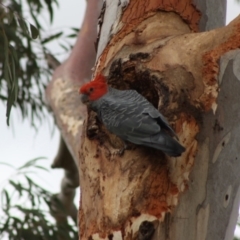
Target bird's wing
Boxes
[114,89,176,137]
[146,110,177,138]
[100,89,163,139]
[139,95,177,138]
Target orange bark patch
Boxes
[79,205,97,239]
[122,0,200,32]
[97,0,200,73]
[146,199,169,218]
[169,183,179,195]
[202,23,240,111]
[138,165,174,218]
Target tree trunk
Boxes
[47,0,240,239]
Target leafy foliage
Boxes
[0,1,53,126]
[0,0,80,239]
[0,0,78,126]
[0,158,78,240]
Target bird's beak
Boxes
[81,94,89,104]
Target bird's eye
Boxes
[89,87,94,92]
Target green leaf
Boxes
[66,33,78,38]
[30,24,39,39]
[59,43,69,51]
[9,180,23,197]
[11,46,18,61]
[2,28,10,86]
[0,217,10,233]
[34,165,49,172]
[17,17,30,36]
[17,157,47,171]
[7,62,13,83]
[41,31,63,44]
[71,27,80,32]
[0,161,15,169]
[25,176,33,186]
[44,0,54,23]
[0,1,60,126]
[1,189,10,212]
[6,88,15,126]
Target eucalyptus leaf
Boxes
[0,157,78,239]
[41,31,63,44]
[30,23,39,39]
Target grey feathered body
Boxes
[90,87,185,157]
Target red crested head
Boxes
[79,74,108,102]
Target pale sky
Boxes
[0,0,239,234]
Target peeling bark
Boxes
[79,0,240,239]
[46,0,240,239]
[45,53,79,225]
[45,0,102,227]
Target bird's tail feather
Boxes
[146,131,185,157]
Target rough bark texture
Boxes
[79,0,240,239]
[46,0,102,225]
[46,0,240,239]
